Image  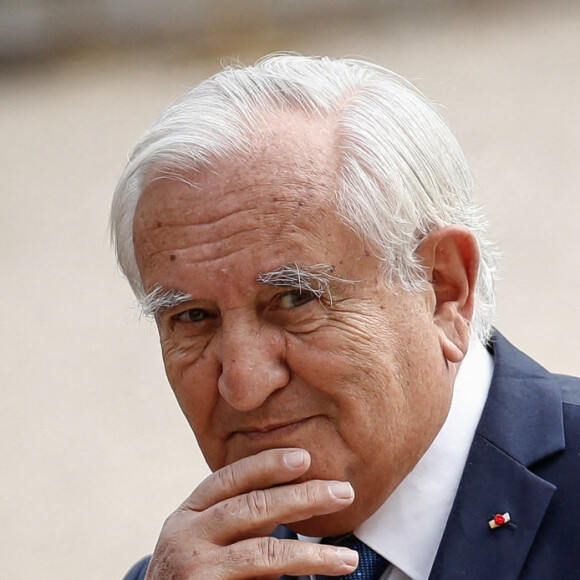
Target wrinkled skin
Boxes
[132,112,477,579]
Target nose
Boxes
[216,314,290,411]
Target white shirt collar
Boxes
[354,339,494,580]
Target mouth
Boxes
[233,417,313,442]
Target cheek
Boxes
[287,316,404,405]
[286,311,451,471]
[286,327,407,454]
[161,343,226,469]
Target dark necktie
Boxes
[317,534,389,580]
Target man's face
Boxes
[133,113,456,535]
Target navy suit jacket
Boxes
[124,332,580,579]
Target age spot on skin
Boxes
[170,254,176,261]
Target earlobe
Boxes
[438,308,471,363]
[417,226,480,363]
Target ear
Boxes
[416,226,479,364]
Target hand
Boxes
[144,447,358,579]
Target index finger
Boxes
[184,448,311,511]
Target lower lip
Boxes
[240,418,311,442]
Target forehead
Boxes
[132,113,356,289]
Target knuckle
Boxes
[265,536,280,568]
[316,542,340,564]
[255,536,282,569]
[159,504,208,544]
[291,480,325,512]
[302,481,322,505]
[159,508,187,537]
[217,538,280,577]
[215,462,238,491]
[245,488,270,520]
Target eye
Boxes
[279,289,317,309]
[174,308,215,323]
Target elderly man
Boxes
[111,55,580,579]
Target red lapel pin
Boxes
[488,512,511,529]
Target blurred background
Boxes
[1,0,579,578]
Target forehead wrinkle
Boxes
[144,243,268,288]
[145,174,324,225]
[138,186,323,256]
[141,224,262,258]
[146,203,261,229]
[139,201,325,271]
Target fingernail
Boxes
[338,547,358,568]
[329,481,354,500]
[283,450,306,468]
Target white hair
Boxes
[111,53,499,341]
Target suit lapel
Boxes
[429,332,565,580]
[428,434,557,580]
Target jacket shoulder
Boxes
[554,373,580,407]
[122,555,151,580]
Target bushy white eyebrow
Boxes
[139,263,355,318]
[257,262,356,305]
[139,285,192,319]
